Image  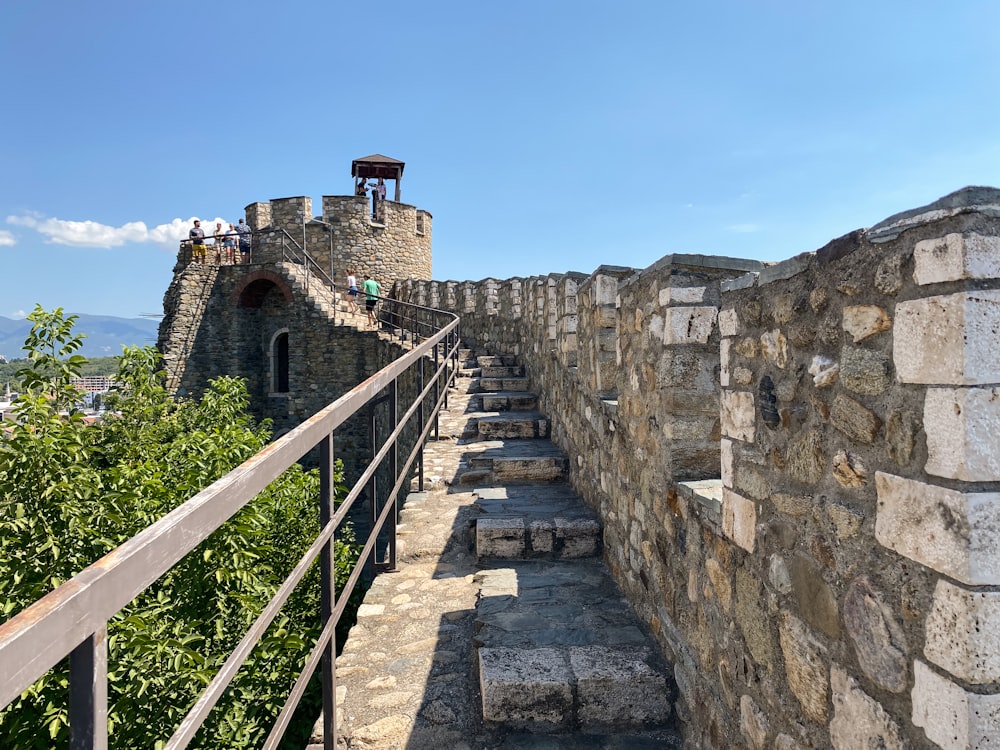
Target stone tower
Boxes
[157,157,432,441]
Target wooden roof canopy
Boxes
[352,154,404,201]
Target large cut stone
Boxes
[912,659,1000,749]
[924,386,1000,481]
[925,579,1000,684]
[721,390,756,442]
[894,290,1000,385]
[875,472,1000,585]
[569,646,671,727]
[479,647,573,728]
[913,232,1000,285]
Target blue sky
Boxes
[2,0,999,319]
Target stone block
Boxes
[663,306,718,345]
[721,438,734,488]
[659,286,706,305]
[719,308,739,337]
[843,577,907,693]
[913,232,1000,285]
[875,472,1000,585]
[894,290,1000,385]
[925,579,1000,684]
[592,274,619,305]
[569,646,670,727]
[842,305,892,343]
[840,347,891,396]
[476,518,526,559]
[830,394,881,444]
[527,518,554,554]
[479,647,573,728]
[555,517,600,558]
[925,387,1000,481]
[829,666,904,750]
[722,488,756,552]
[912,659,1000,749]
[779,612,828,724]
[720,338,731,387]
[721,390,755,442]
[760,329,788,368]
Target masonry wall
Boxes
[245,194,432,287]
[397,187,1000,750]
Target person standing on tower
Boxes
[189,220,206,264]
[236,218,252,263]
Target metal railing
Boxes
[0,301,461,748]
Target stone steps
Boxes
[476,377,532,393]
[474,562,674,734]
[326,347,680,748]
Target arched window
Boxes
[270,328,289,394]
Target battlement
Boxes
[241,193,432,284]
[397,186,1000,749]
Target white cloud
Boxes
[0,230,14,247]
[5,214,236,250]
[9,310,26,319]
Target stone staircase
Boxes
[323,347,682,749]
[276,261,369,329]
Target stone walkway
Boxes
[311,351,682,750]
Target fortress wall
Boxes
[397,187,1000,749]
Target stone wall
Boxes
[396,187,1000,749]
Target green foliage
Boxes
[0,308,361,749]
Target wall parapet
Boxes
[397,185,1000,749]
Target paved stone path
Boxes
[311,351,682,750]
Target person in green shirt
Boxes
[363,274,381,327]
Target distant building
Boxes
[70,376,115,393]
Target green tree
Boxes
[0,306,359,749]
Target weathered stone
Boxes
[740,693,769,750]
[736,567,775,669]
[885,409,918,466]
[894,290,1000,385]
[663,306,718,345]
[705,557,732,611]
[721,390,756,442]
[808,355,839,387]
[875,472,1000,585]
[733,366,753,385]
[912,659,1000,749]
[830,394,881,444]
[832,450,868,488]
[874,253,904,295]
[925,386,1000,481]
[788,555,840,639]
[760,329,789,368]
[771,493,813,518]
[479,647,573,728]
[843,577,908,693]
[829,666,905,750]
[734,336,759,358]
[809,287,828,312]
[925,579,1000,684]
[769,555,792,594]
[827,502,864,539]
[722,489,756,553]
[775,734,806,750]
[778,612,828,724]
[839,346,891,396]
[718,308,739,337]
[842,305,891,343]
[758,375,779,430]
[736,465,770,500]
[913,232,1000,285]
[785,431,825,484]
[742,299,763,325]
[772,294,798,325]
[570,646,671,727]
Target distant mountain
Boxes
[0,314,160,360]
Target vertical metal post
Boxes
[319,433,336,750]
[433,335,440,440]
[387,379,398,572]
[368,402,379,572]
[418,356,425,492]
[69,627,108,750]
